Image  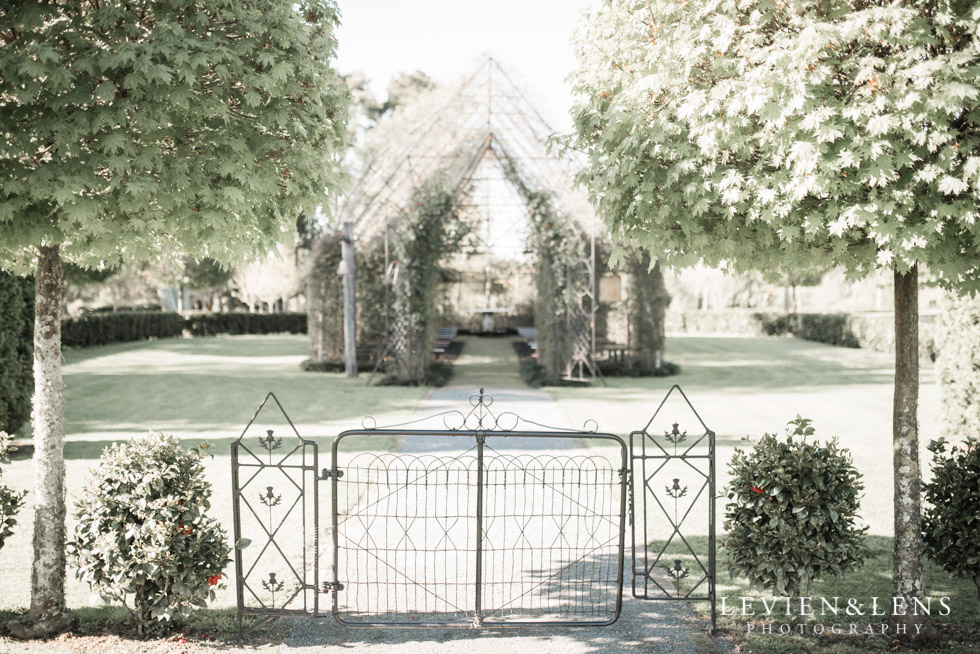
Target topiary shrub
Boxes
[69,433,231,636]
[0,431,26,552]
[923,436,980,604]
[596,358,680,378]
[936,293,980,442]
[0,272,33,435]
[61,311,185,347]
[184,311,307,337]
[724,417,868,597]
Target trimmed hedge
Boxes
[0,273,33,435]
[666,310,936,359]
[60,311,308,348]
[61,312,185,348]
[184,312,306,336]
[936,294,980,441]
[597,359,680,378]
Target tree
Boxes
[569,0,980,632]
[626,251,668,370]
[0,0,347,636]
[233,242,302,311]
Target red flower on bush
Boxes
[178,524,192,535]
[208,574,222,586]
[749,484,765,494]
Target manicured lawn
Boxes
[1,334,427,615]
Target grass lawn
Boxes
[0,334,428,616]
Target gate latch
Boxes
[319,468,344,480]
[322,581,345,593]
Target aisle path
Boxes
[283,336,704,654]
[402,336,577,452]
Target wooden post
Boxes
[341,221,357,377]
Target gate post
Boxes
[473,430,486,628]
[341,221,357,377]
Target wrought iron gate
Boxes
[231,385,715,639]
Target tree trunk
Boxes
[892,265,923,631]
[627,252,667,370]
[341,221,357,377]
[27,245,71,633]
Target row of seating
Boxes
[434,326,459,358]
[516,326,537,352]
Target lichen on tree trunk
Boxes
[29,245,70,630]
[892,265,923,629]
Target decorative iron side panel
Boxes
[232,393,319,641]
[630,385,717,634]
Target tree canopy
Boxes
[0,0,349,272]
[569,0,980,291]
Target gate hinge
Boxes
[319,468,344,480]
[620,468,634,526]
[321,581,345,593]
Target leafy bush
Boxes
[59,311,309,347]
[936,294,980,441]
[923,436,980,602]
[423,361,453,387]
[0,272,33,434]
[300,356,377,374]
[61,311,184,347]
[69,434,231,636]
[597,359,680,378]
[666,310,937,358]
[0,431,27,552]
[520,359,555,388]
[184,312,306,337]
[518,360,591,388]
[724,417,868,597]
[375,362,455,387]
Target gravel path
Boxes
[281,337,703,653]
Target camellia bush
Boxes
[69,434,230,635]
[724,417,868,597]
[923,437,980,603]
[0,431,26,552]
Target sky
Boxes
[333,0,598,132]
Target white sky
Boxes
[334,0,597,132]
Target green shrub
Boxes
[375,362,455,387]
[0,272,33,434]
[923,436,980,603]
[423,361,453,387]
[184,312,306,336]
[518,360,592,387]
[300,357,376,373]
[61,311,184,347]
[520,359,555,388]
[665,310,937,358]
[936,294,980,441]
[597,359,680,377]
[69,434,231,636]
[724,417,868,597]
[0,431,26,552]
